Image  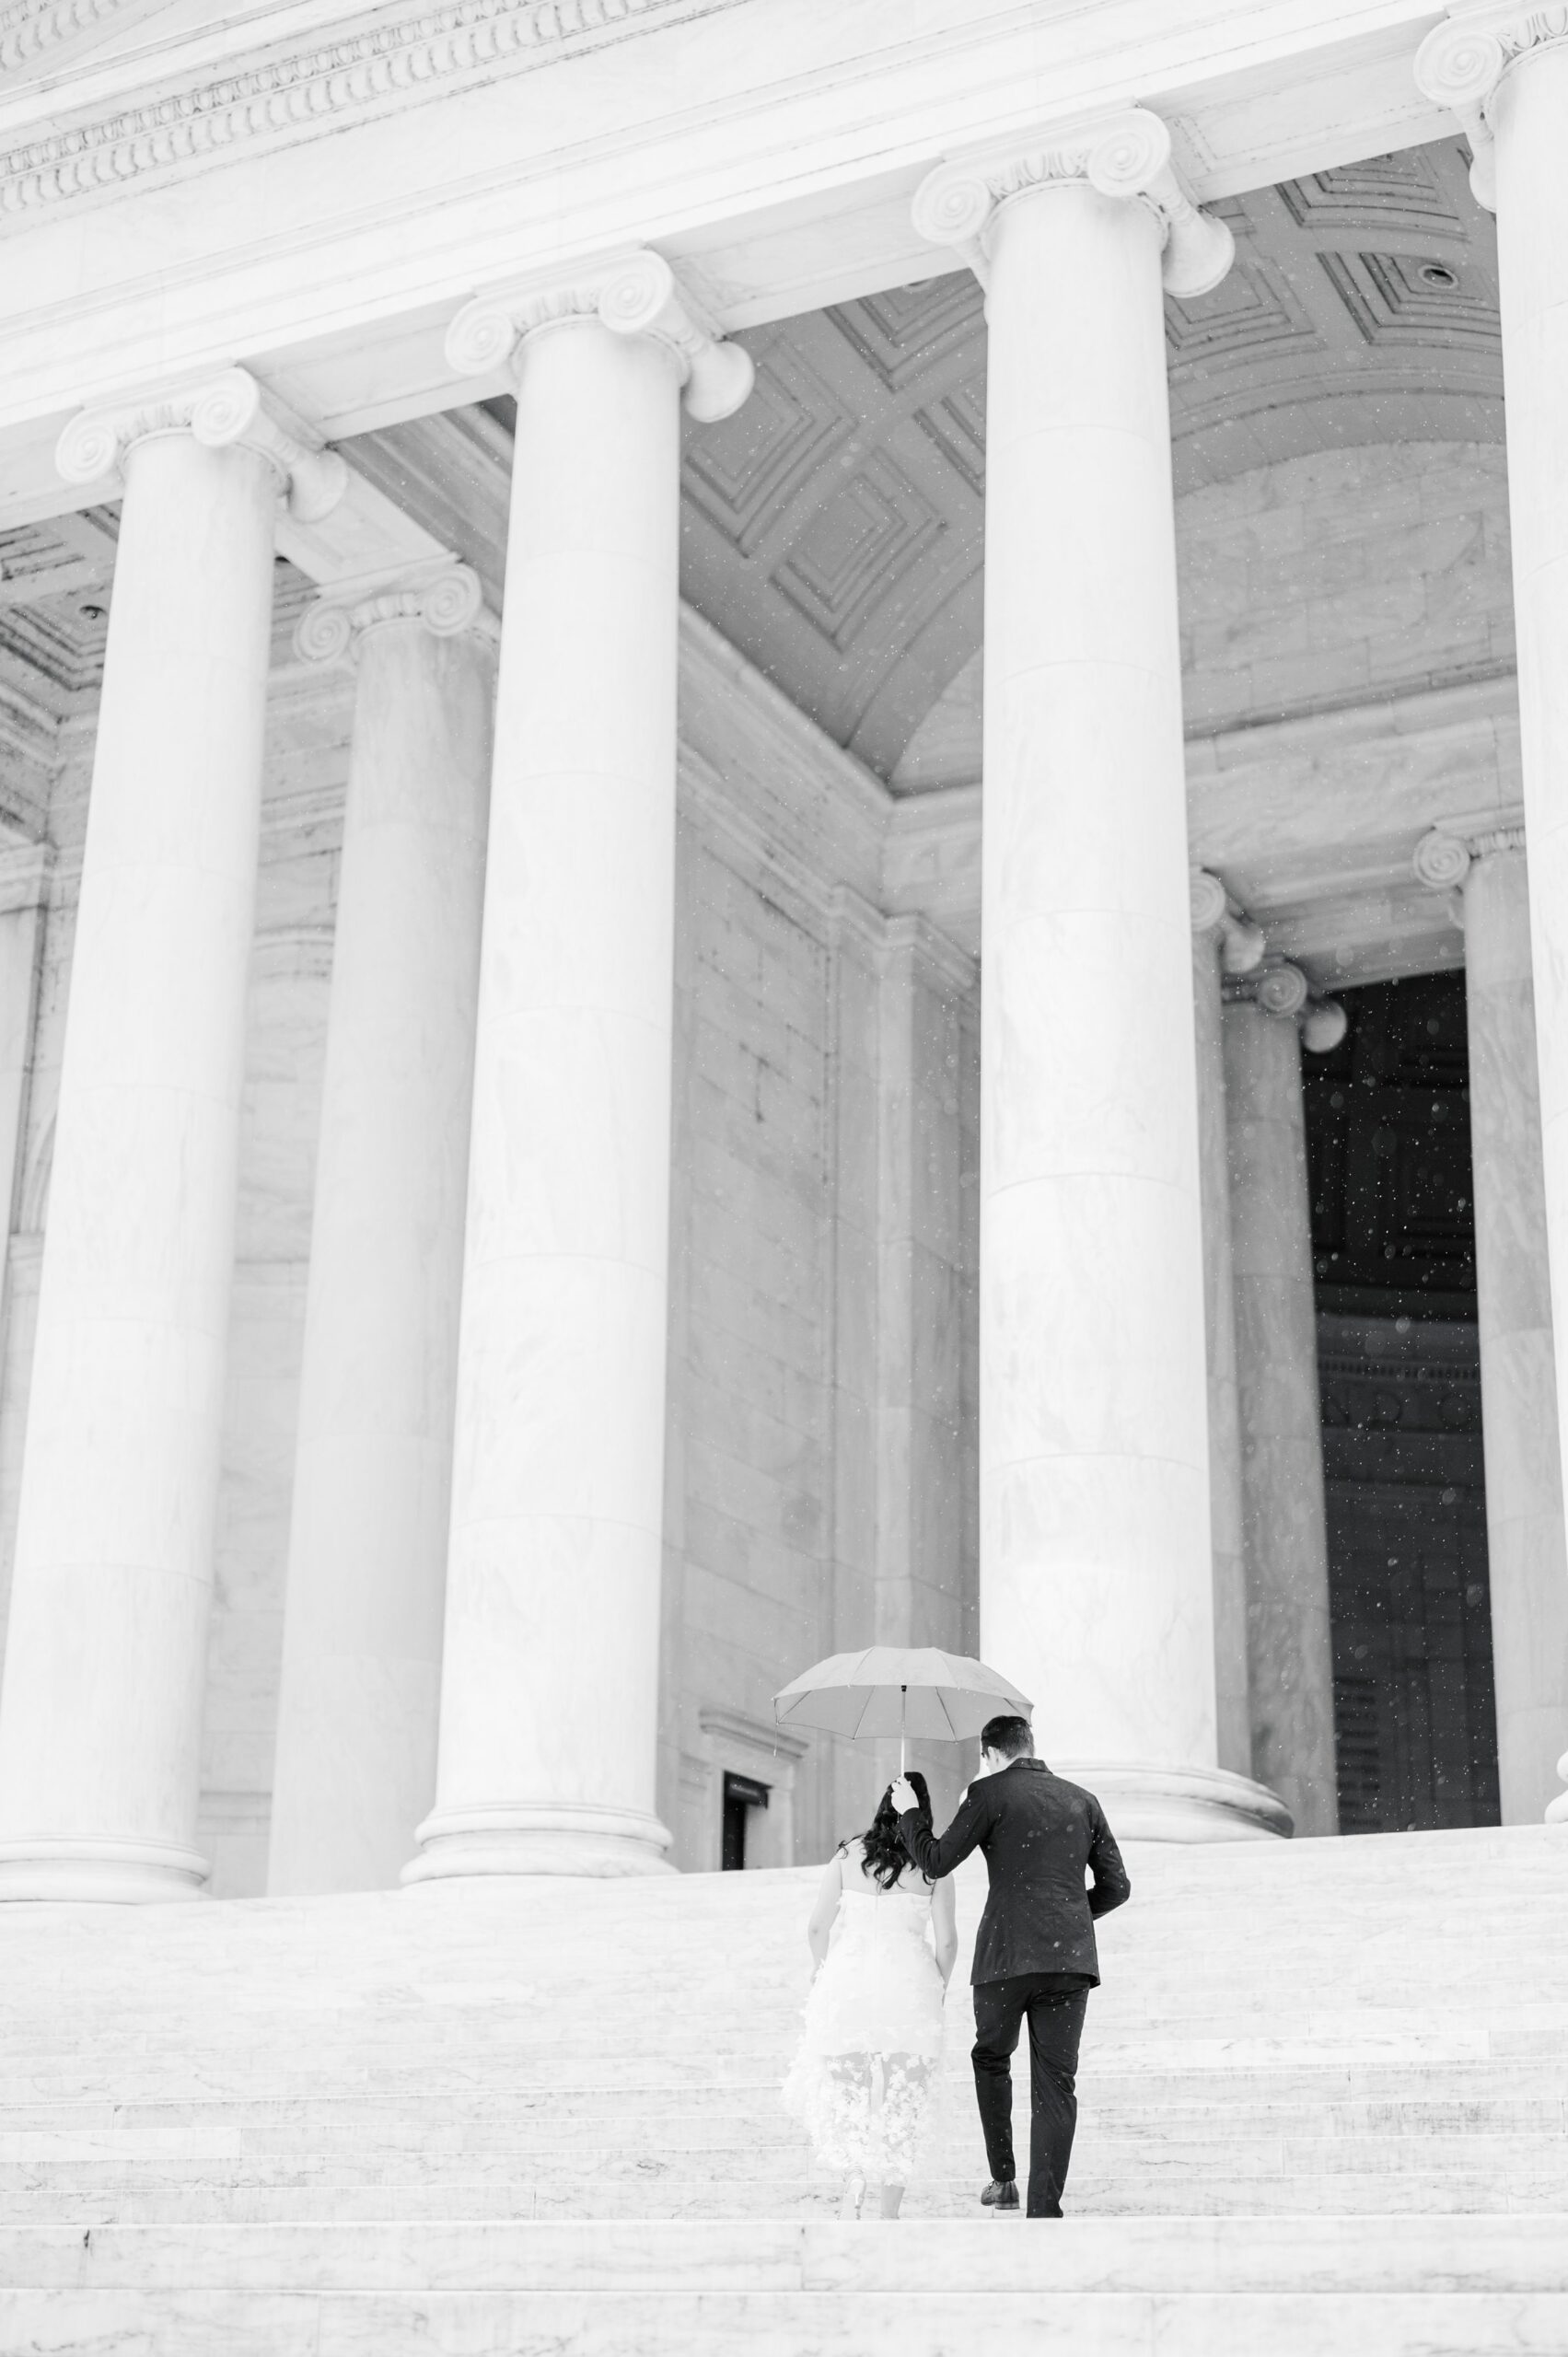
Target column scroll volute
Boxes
[445,249,754,423]
[911,105,1235,296]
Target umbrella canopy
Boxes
[772,1646,1031,1744]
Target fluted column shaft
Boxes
[0,390,295,1901]
[1191,891,1251,1777]
[979,172,1214,1809]
[1417,8,1568,1819]
[407,258,751,1881]
[1462,842,1568,1821]
[1224,994,1339,1836]
[916,114,1283,1840]
[267,569,495,1895]
[1493,46,1568,1564]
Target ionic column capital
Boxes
[294,561,497,669]
[1413,816,1528,892]
[1227,954,1347,1052]
[55,366,347,524]
[1191,866,1266,974]
[1415,5,1568,208]
[445,248,754,423]
[912,106,1234,297]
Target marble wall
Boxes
[1177,440,1512,737]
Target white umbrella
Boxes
[772,1645,1031,1771]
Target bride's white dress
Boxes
[781,1867,946,2184]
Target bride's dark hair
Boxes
[842,1771,933,1890]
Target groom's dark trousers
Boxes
[971,1972,1090,2219]
[900,1759,1130,2220]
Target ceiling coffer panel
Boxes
[677,139,1500,789]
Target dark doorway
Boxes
[721,1771,770,1870]
[1304,974,1500,1833]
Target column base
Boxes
[0,1837,211,1902]
[401,1804,677,1884]
[1051,1761,1293,1842]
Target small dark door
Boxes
[721,1771,770,1870]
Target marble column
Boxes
[0,369,344,1901]
[403,255,752,1882]
[1419,10,1568,1822]
[915,115,1284,1840]
[0,848,53,1367]
[267,563,496,1896]
[1416,823,1568,1824]
[1224,964,1340,1837]
[1191,871,1263,1779]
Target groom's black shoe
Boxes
[981,2178,1019,2212]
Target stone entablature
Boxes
[0,5,1517,515]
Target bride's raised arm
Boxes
[931,1874,958,1988]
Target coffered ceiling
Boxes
[676,136,1501,785]
[0,138,1503,807]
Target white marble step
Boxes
[6,2127,1565,2187]
[6,2214,1567,2293]
[5,2285,1567,2356]
[5,2219,1568,2357]
[2,1827,1562,2255]
[4,2286,1565,2356]
[3,2077,1560,2143]
[6,2169,1560,2223]
[3,2111,1556,2158]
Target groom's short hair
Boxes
[980,1714,1032,1760]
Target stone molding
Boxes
[55,366,348,524]
[1191,866,1266,975]
[696,1704,808,1764]
[1416,4,1568,209]
[1049,1759,1294,1842]
[0,840,54,915]
[293,561,498,667]
[912,106,1234,298]
[0,0,120,76]
[825,883,978,999]
[445,249,754,422]
[0,0,725,220]
[402,1800,675,1883]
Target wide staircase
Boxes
[0,1823,1564,2351]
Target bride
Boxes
[782,1771,958,2219]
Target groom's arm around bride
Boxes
[889,1716,1131,2220]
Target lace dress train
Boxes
[781,1885,945,2185]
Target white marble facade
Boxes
[0,415,1553,1889]
[0,0,1567,1895]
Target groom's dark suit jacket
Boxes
[899,1759,1131,1986]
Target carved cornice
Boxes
[912,106,1233,298]
[56,366,347,523]
[0,0,118,76]
[1415,5,1568,209]
[294,560,497,666]
[0,0,725,221]
[446,249,753,423]
[1191,866,1265,974]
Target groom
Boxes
[891,1717,1130,2219]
